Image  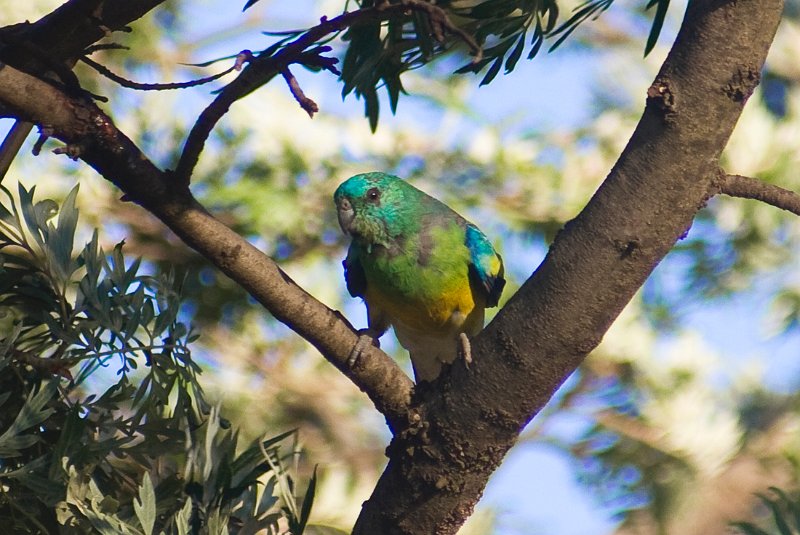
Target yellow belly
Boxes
[365,278,484,335]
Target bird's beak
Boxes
[336,197,355,235]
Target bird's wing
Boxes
[343,244,367,298]
[465,223,505,307]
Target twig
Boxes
[0,61,415,429]
[0,120,33,184]
[281,67,319,117]
[716,173,800,217]
[80,55,238,90]
[83,43,130,54]
[173,0,482,184]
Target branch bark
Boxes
[351,0,784,533]
[173,0,481,183]
[716,172,800,216]
[0,59,415,429]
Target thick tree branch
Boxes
[174,0,482,183]
[715,172,800,216]
[352,0,785,533]
[0,60,414,430]
[0,0,168,188]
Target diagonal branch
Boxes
[0,60,414,431]
[352,0,785,532]
[281,66,319,117]
[715,172,800,217]
[173,0,482,184]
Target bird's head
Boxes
[334,172,410,246]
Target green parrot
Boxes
[334,172,505,382]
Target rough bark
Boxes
[0,0,786,534]
[352,0,784,532]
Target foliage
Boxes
[0,184,315,534]
[733,487,800,535]
[234,0,673,129]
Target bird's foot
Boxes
[458,332,473,369]
[347,329,381,368]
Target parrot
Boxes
[334,172,505,382]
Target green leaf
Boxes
[134,472,157,535]
[550,0,614,51]
[756,491,794,535]
[0,379,57,457]
[644,0,670,56]
[731,522,773,535]
[52,185,80,279]
[296,466,317,534]
[364,89,379,132]
[175,498,193,535]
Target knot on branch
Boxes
[646,78,676,119]
[723,65,760,103]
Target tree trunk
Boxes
[352,0,784,533]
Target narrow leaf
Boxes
[505,33,526,73]
[731,522,774,535]
[644,0,670,56]
[296,466,317,534]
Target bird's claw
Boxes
[347,329,380,369]
[458,332,473,369]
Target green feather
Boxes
[334,172,505,380]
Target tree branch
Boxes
[281,67,319,117]
[80,54,238,90]
[715,172,800,216]
[0,59,414,430]
[352,0,785,532]
[173,0,482,184]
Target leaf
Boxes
[505,33,526,73]
[229,429,297,490]
[175,498,193,535]
[242,0,262,11]
[756,491,793,535]
[731,522,773,535]
[134,472,157,535]
[644,0,670,56]
[52,185,80,278]
[296,466,317,534]
[767,486,800,529]
[480,55,504,86]
[0,379,58,457]
[549,0,614,51]
[364,89,379,132]
[528,30,545,59]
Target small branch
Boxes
[0,120,33,184]
[173,0,482,184]
[0,60,414,430]
[80,55,237,90]
[281,67,319,117]
[716,173,800,217]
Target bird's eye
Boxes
[366,188,380,202]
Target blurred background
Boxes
[2,0,800,533]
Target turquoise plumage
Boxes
[334,172,505,381]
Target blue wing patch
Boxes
[465,224,505,307]
[343,245,366,298]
